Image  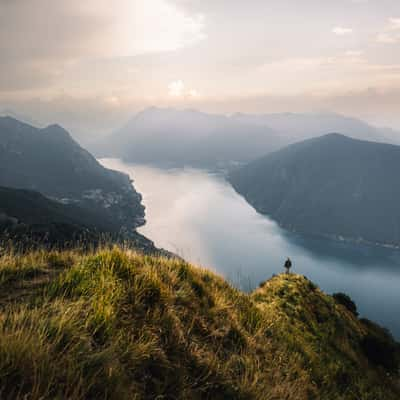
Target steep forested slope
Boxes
[0,187,153,251]
[0,116,144,232]
[229,133,400,246]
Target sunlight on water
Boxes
[101,158,400,338]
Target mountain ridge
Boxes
[0,186,156,251]
[229,133,400,247]
[0,247,398,399]
[0,116,145,233]
[96,107,284,167]
[94,107,400,168]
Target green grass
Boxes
[0,247,398,399]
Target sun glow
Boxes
[112,0,207,56]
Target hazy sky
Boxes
[1,0,400,135]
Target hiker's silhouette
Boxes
[284,258,292,274]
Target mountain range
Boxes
[95,107,283,167]
[232,111,398,144]
[94,107,399,168]
[1,114,399,398]
[229,133,400,247]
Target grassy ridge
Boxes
[0,247,398,399]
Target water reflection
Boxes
[100,159,400,338]
[283,230,400,271]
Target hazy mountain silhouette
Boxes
[229,133,400,247]
[0,108,44,129]
[232,112,398,144]
[0,116,145,233]
[96,108,399,168]
[97,107,284,167]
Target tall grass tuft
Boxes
[0,247,398,399]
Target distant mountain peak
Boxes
[0,116,146,232]
[42,123,72,139]
[229,132,400,247]
[320,132,350,140]
[0,110,44,128]
[142,106,164,113]
[0,115,28,126]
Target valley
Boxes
[100,158,400,339]
[3,1,400,397]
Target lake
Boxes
[101,158,400,338]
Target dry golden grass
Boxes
[0,247,398,399]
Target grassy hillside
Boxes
[0,247,398,399]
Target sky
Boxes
[1,0,400,136]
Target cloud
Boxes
[168,80,185,97]
[129,1,206,54]
[388,18,400,30]
[376,17,400,44]
[376,33,398,44]
[168,81,200,98]
[254,54,400,97]
[345,50,364,56]
[188,89,199,98]
[2,0,400,134]
[0,0,206,92]
[332,27,353,35]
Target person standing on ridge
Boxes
[284,258,292,274]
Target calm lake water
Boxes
[101,158,400,338]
